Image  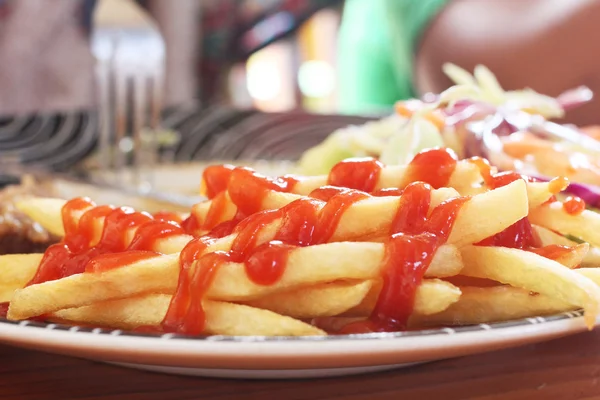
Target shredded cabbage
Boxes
[296,64,586,176]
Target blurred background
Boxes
[0,0,347,116]
[2,0,600,175]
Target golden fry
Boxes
[0,254,42,302]
[16,197,193,254]
[527,180,568,210]
[16,198,73,237]
[6,242,462,320]
[243,280,373,319]
[343,279,461,317]
[411,286,575,326]
[460,246,600,327]
[53,295,325,336]
[7,254,179,320]
[448,180,528,246]
[530,202,600,248]
[534,224,600,268]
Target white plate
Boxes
[0,310,589,379]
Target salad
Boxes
[298,64,600,209]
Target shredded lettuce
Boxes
[296,115,406,175]
[380,116,444,165]
[296,63,586,176]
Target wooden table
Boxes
[1,330,599,400]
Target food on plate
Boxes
[2,147,600,336]
[0,176,60,255]
[298,64,600,211]
[0,172,191,256]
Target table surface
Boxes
[2,331,600,400]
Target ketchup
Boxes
[563,196,586,215]
[202,191,230,231]
[364,183,468,332]
[181,213,201,236]
[161,236,220,335]
[372,188,404,197]
[85,251,160,273]
[191,149,460,239]
[0,302,8,318]
[327,158,383,192]
[202,165,235,199]
[152,211,182,224]
[477,217,541,249]
[128,221,184,251]
[405,148,458,189]
[28,197,184,287]
[529,244,573,261]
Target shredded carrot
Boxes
[394,100,423,117]
[395,100,446,130]
[425,110,446,130]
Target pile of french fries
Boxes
[3,149,600,337]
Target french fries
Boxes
[460,246,600,327]
[7,242,462,320]
[530,202,600,248]
[4,147,600,337]
[15,197,70,237]
[0,254,42,302]
[53,296,325,336]
[410,286,576,326]
[343,279,462,317]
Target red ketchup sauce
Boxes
[404,148,458,189]
[28,197,185,287]
[529,244,573,261]
[152,211,182,224]
[0,302,9,318]
[202,165,235,199]
[341,182,469,334]
[563,196,586,216]
[371,188,404,197]
[327,158,383,192]
[193,149,458,235]
[85,251,160,273]
[191,166,301,232]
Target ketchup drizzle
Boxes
[327,158,383,192]
[28,197,184,287]
[405,148,458,189]
[529,244,573,261]
[202,164,235,199]
[193,149,460,234]
[345,183,469,333]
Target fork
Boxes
[91,0,166,192]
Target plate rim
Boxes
[0,311,589,370]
